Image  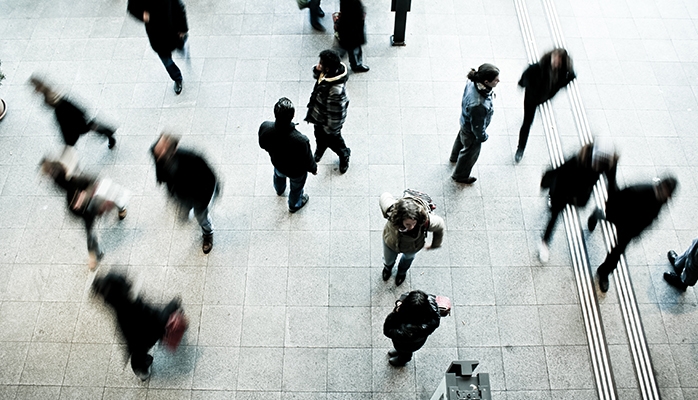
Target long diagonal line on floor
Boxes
[513,0,617,398]
[539,0,661,398]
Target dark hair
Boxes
[657,176,678,200]
[274,97,295,124]
[92,272,132,304]
[389,198,428,230]
[319,49,341,74]
[467,63,500,83]
[398,290,435,321]
[541,48,572,71]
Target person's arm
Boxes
[325,85,348,134]
[468,104,489,142]
[518,64,536,88]
[379,192,397,218]
[127,0,146,21]
[305,141,318,175]
[426,214,445,249]
[173,0,189,34]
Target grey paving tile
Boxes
[282,347,328,391]
[285,306,328,347]
[20,341,71,385]
[501,346,550,390]
[236,347,283,391]
[198,305,242,347]
[192,346,238,390]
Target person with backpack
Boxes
[379,191,444,286]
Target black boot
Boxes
[664,272,688,292]
[382,264,392,281]
[314,147,326,162]
[339,148,351,174]
[202,233,213,254]
[597,265,611,293]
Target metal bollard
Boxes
[390,0,411,46]
[429,361,491,400]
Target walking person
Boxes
[128,0,189,94]
[305,49,352,174]
[380,192,444,286]
[589,177,677,292]
[516,48,576,162]
[30,76,116,149]
[92,272,187,381]
[306,0,326,31]
[259,97,318,213]
[383,290,442,367]
[151,133,219,254]
[336,0,369,73]
[450,64,500,184]
[665,238,698,292]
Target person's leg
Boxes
[449,127,464,162]
[389,342,414,366]
[88,119,116,148]
[597,232,631,292]
[517,95,538,159]
[395,252,416,286]
[452,128,481,181]
[543,205,564,244]
[131,352,154,381]
[85,217,103,270]
[326,131,351,173]
[158,52,183,94]
[313,124,329,161]
[348,47,369,72]
[273,169,287,196]
[193,205,214,254]
[308,0,324,30]
[382,241,399,275]
[288,173,308,209]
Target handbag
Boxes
[297,0,309,9]
[332,12,341,40]
[162,310,189,351]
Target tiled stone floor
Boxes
[0,0,697,398]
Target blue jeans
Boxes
[676,238,698,286]
[274,169,307,209]
[158,53,183,82]
[383,242,417,275]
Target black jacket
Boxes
[542,155,616,211]
[605,184,664,238]
[518,54,576,105]
[305,64,349,135]
[128,0,188,54]
[337,0,366,50]
[383,297,441,352]
[153,148,217,209]
[54,99,91,146]
[259,121,317,177]
[53,171,99,229]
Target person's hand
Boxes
[314,63,322,71]
[143,11,150,23]
[179,32,187,39]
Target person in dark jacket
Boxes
[41,159,129,270]
[128,0,189,94]
[336,0,369,73]
[450,63,500,184]
[665,238,698,292]
[305,49,351,174]
[538,141,618,262]
[589,176,677,292]
[259,98,318,213]
[30,76,116,149]
[151,133,218,253]
[516,48,575,163]
[92,272,183,381]
[383,290,441,367]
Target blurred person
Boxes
[516,48,576,163]
[30,76,116,149]
[539,141,618,263]
[383,290,441,367]
[40,158,130,270]
[259,97,318,213]
[665,238,698,292]
[92,272,187,381]
[128,0,189,95]
[305,49,351,174]
[305,0,326,31]
[450,63,500,184]
[589,176,677,292]
[151,133,218,254]
[336,0,369,73]
[380,192,444,286]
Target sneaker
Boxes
[174,80,183,95]
[538,241,549,263]
[289,194,309,213]
[118,208,127,220]
[202,234,213,254]
[515,148,524,163]
[108,136,116,149]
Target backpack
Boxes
[403,189,436,212]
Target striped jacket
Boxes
[305,63,349,135]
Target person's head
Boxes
[654,176,677,203]
[152,133,180,162]
[398,290,435,320]
[547,48,570,71]
[318,49,341,75]
[467,63,500,88]
[590,138,618,172]
[92,272,132,304]
[274,97,295,125]
[29,75,61,106]
[39,158,66,180]
[389,198,428,232]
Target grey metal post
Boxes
[429,361,491,400]
[390,0,411,46]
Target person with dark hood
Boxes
[589,176,677,292]
[92,272,187,381]
[151,133,218,254]
[383,290,441,367]
[664,238,698,292]
[336,0,369,73]
[305,49,351,174]
[516,48,576,163]
[30,76,116,149]
[40,159,129,270]
[128,0,189,95]
[538,141,618,263]
[450,63,500,184]
[259,97,318,213]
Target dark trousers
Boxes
[129,299,180,377]
[338,46,364,69]
[598,230,634,276]
[543,204,565,244]
[158,52,183,82]
[274,169,308,209]
[392,338,427,364]
[309,0,322,25]
[518,95,538,151]
[88,120,116,140]
[314,124,350,159]
[84,217,102,256]
[450,126,481,180]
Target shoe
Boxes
[598,268,610,293]
[667,250,678,267]
[452,176,477,184]
[449,157,457,163]
[352,65,370,73]
[389,356,407,367]
[515,148,524,163]
[339,156,350,174]
[395,273,406,286]
[382,266,392,281]
[311,22,326,32]
[108,136,116,149]
[118,208,127,220]
[538,241,549,263]
[318,7,325,17]
[588,214,598,232]
[314,149,325,162]
[174,80,183,95]
[202,233,213,254]
[134,369,151,381]
[388,349,399,357]
[289,194,309,213]
[664,272,688,292]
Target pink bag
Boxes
[435,295,452,317]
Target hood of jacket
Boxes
[317,62,348,86]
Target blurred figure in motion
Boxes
[665,238,698,292]
[383,290,441,367]
[259,97,317,213]
[516,48,575,163]
[128,0,189,94]
[40,158,130,270]
[30,75,117,150]
[336,0,369,73]
[305,0,326,31]
[589,176,677,292]
[92,271,187,381]
[151,133,219,254]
